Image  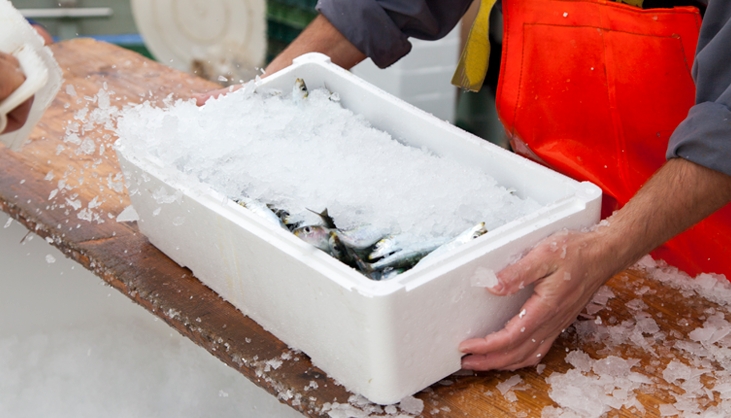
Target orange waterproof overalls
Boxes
[495,0,731,279]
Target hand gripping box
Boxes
[116,53,602,405]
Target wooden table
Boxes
[1,39,725,417]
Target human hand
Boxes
[460,157,731,371]
[193,84,244,106]
[31,23,54,46]
[459,228,616,370]
[194,14,366,107]
[0,51,33,134]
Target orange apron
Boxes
[496,0,731,278]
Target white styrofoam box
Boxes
[351,26,461,122]
[0,0,62,150]
[116,52,602,405]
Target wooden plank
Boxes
[0,38,725,417]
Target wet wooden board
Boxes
[0,38,724,417]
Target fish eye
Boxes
[304,226,311,233]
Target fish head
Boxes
[471,222,488,239]
[293,225,331,251]
[293,78,309,102]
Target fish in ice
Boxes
[233,196,288,230]
[369,234,448,261]
[293,78,308,104]
[362,222,488,275]
[267,205,302,231]
[415,222,488,267]
[360,240,445,273]
[335,224,388,251]
[307,207,337,229]
[293,224,332,252]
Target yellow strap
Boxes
[451,0,498,92]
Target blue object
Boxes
[87,33,145,44]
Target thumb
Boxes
[193,85,244,106]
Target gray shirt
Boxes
[667,0,731,176]
[317,0,731,176]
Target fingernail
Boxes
[458,340,477,353]
[461,357,480,370]
[489,282,504,294]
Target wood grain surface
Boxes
[0,38,725,417]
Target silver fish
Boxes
[369,235,406,261]
[415,222,488,267]
[233,197,288,230]
[293,224,332,252]
[306,207,336,229]
[293,78,308,104]
[369,234,447,261]
[362,240,445,273]
[328,230,362,268]
[367,266,405,281]
[267,205,302,231]
[335,225,387,251]
[294,225,364,271]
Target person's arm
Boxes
[0,51,33,134]
[195,0,473,105]
[265,14,367,75]
[459,157,731,370]
[194,14,365,105]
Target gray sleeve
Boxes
[316,0,473,68]
[667,1,731,176]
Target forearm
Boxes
[264,14,367,76]
[595,157,731,275]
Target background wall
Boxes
[11,0,137,37]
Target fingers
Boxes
[459,230,610,372]
[0,52,26,101]
[3,97,34,134]
[193,85,243,106]
[489,243,557,296]
[460,291,557,357]
[462,338,555,371]
[460,274,579,371]
[31,23,54,45]
[1,52,30,134]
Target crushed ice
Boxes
[114,82,541,243]
[539,256,731,417]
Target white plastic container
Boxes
[116,53,602,405]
